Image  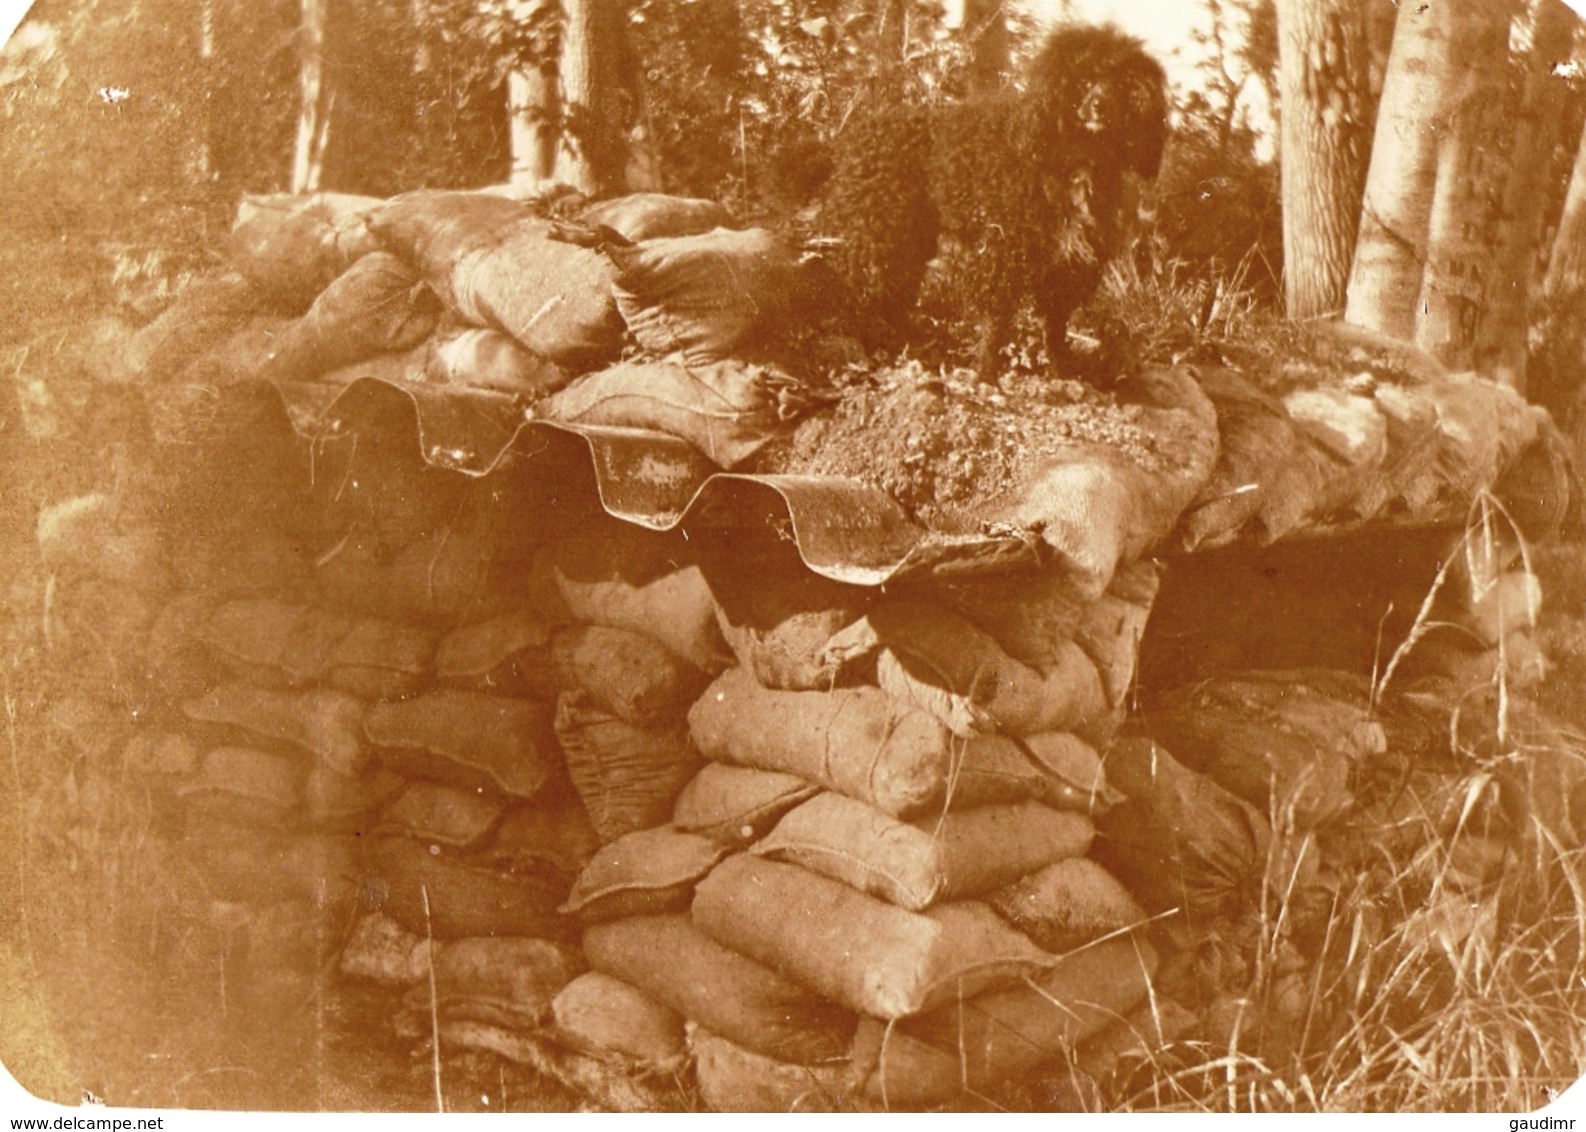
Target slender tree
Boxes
[1344,0,1461,340]
[290,0,329,192]
[1412,0,1517,370]
[1274,0,1374,318]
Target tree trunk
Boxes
[508,64,560,185]
[1413,0,1516,371]
[1474,0,1579,388]
[960,0,1010,94]
[291,0,328,194]
[551,0,631,196]
[1344,0,1461,340]
[1275,0,1374,319]
[1545,116,1586,305]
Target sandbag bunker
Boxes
[43,186,1572,1111]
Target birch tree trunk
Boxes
[1275,0,1374,319]
[1344,0,1460,340]
[1545,117,1586,305]
[290,0,328,194]
[1412,0,1516,371]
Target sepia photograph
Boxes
[2,0,1586,1114]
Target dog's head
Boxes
[1026,23,1170,181]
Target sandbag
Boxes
[178,824,359,909]
[862,599,1110,740]
[199,597,434,699]
[177,746,302,828]
[551,624,709,728]
[364,691,556,800]
[434,608,560,697]
[715,606,861,692]
[607,227,822,364]
[262,251,440,382]
[687,667,1059,818]
[1069,559,1160,711]
[304,764,404,831]
[379,782,504,849]
[426,325,571,398]
[408,937,583,1031]
[988,858,1148,953]
[562,825,731,923]
[926,566,1092,672]
[852,935,1158,1108]
[484,791,603,880]
[555,691,704,843]
[583,914,856,1065]
[182,683,367,775]
[1144,670,1379,830]
[1018,732,1122,812]
[672,764,821,845]
[367,191,623,370]
[692,855,1052,1019]
[228,191,384,310]
[339,913,431,986]
[753,794,1094,911]
[317,527,514,624]
[1092,737,1271,926]
[539,355,798,470]
[551,972,688,1071]
[362,834,575,941]
[530,538,731,672]
[37,492,168,587]
[123,273,264,381]
[577,193,733,242]
[690,1025,852,1113]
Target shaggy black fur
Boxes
[813,23,1169,379]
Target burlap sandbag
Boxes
[262,251,439,382]
[1069,559,1160,712]
[689,1024,852,1113]
[688,667,1060,818]
[304,764,404,831]
[199,597,434,700]
[177,746,302,829]
[228,191,384,311]
[577,193,733,242]
[672,764,821,844]
[1093,737,1271,926]
[551,972,688,1071]
[692,855,1053,1019]
[851,935,1158,1108]
[182,683,367,775]
[551,624,709,728]
[753,794,1094,911]
[485,790,603,880]
[402,937,584,1032]
[317,527,514,625]
[583,914,856,1064]
[1144,670,1378,829]
[425,325,571,398]
[36,492,168,587]
[363,834,575,941]
[365,691,556,800]
[339,913,431,986]
[434,608,560,698]
[608,227,822,364]
[538,355,796,470]
[858,599,1110,741]
[714,606,861,692]
[379,782,504,849]
[988,857,1148,954]
[367,191,623,370]
[555,691,704,843]
[562,825,732,923]
[529,536,731,672]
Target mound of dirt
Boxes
[754,362,1177,530]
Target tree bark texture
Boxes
[1344,0,1461,340]
[551,0,632,196]
[1546,115,1586,305]
[291,0,328,194]
[1475,0,1580,388]
[960,0,1011,95]
[1276,0,1374,319]
[1413,0,1517,372]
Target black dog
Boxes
[813,23,1168,379]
